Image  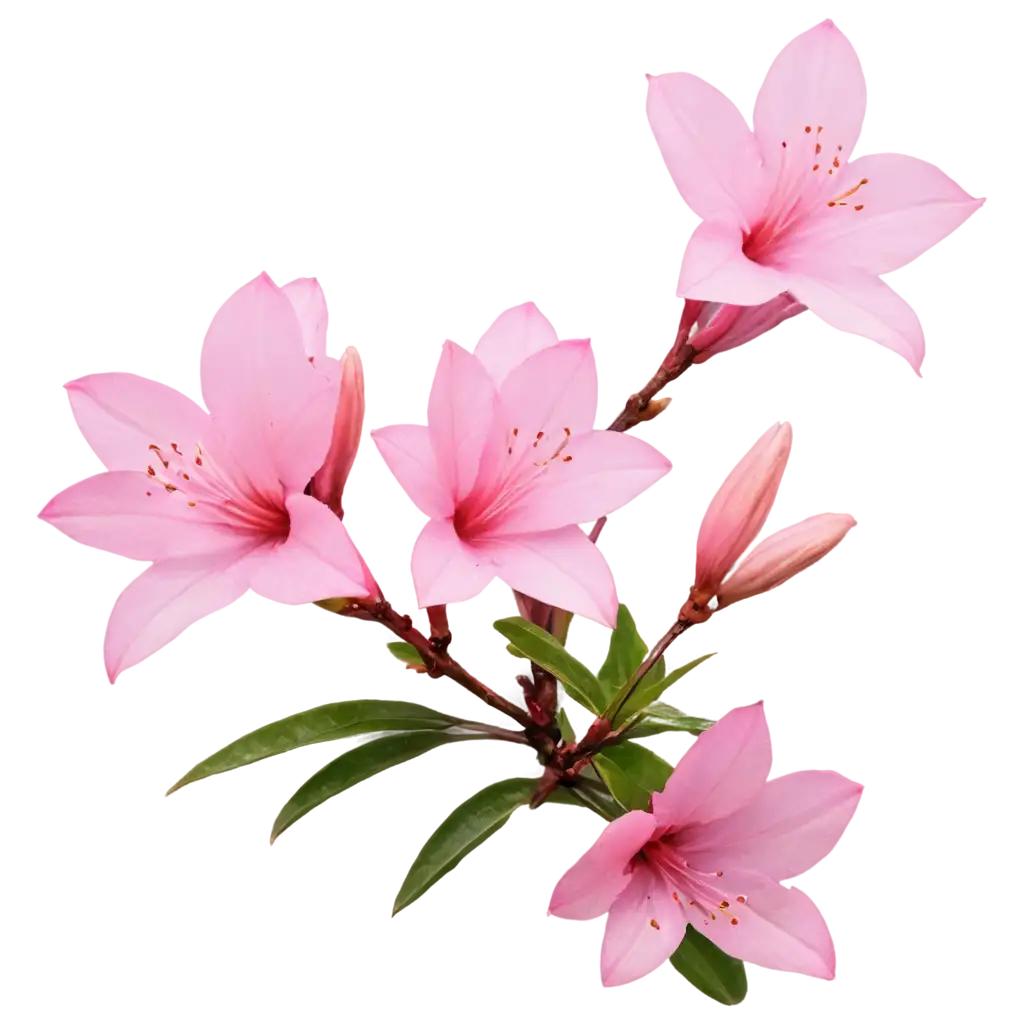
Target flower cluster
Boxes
[38,20,980,1004]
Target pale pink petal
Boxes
[489,526,618,628]
[717,513,856,608]
[248,494,372,604]
[695,423,792,594]
[549,810,657,920]
[200,273,338,490]
[104,542,260,681]
[498,339,598,442]
[494,430,671,534]
[782,153,984,275]
[686,771,863,881]
[371,424,455,519]
[472,302,560,386]
[65,373,211,472]
[411,518,495,607]
[753,21,866,168]
[685,872,836,979]
[427,341,498,503]
[677,220,789,303]
[601,864,688,987]
[653,703,771,827]
[310,347,365,516]
[646,72,765,229]
[38,471,236,560]
[276,274,339,374]
[692,295,807,363]
[785,269,925,373]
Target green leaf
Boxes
[168,700,460,794]
[670,925,748,1005]
[594,740,674,811]
[614,651,712,716]
[389,778,536,917]
[271,732,479,843]
[386,642,425,667]
[556,707,576,744]
[493,617,603,713]
[624,702,716,739]
[597,605,649,701]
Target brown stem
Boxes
[331,597,537,731]
[604,618,694,724]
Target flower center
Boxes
[743,124,869,264]
[644,841,746,931]
[453,426,574,539]
[144,440,288,538]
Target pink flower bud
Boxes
[695,422,792,598]
[311,346,364,517]
[716,513,856,608]
[691,295,807,363]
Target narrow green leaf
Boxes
[493,617,603,713]
[168,700,460,794]
[393,777,542,914]
[594,741,674,811]
[625,702,716,739]
[597,605,648,703]
[670,925,748,1005]
[556,708,576,744]
[270,732,477,843]
[615,653,716,724]
[506,643,528,660]
[387,642,425,667]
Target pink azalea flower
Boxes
[549,702,862,986]
[646,19,984,372]
[39,274,375,681]
[372,303,671,627]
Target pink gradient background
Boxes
[2,9,1024,1024]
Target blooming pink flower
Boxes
[39,273,375,681]
[372,303,671,627]
[686,423,855,617]
[646,19,983,373]
[549,702,862,986]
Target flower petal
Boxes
[695,423,792,594]
[686,770,863,881]
[549,810,657,921]
[785,269,925,373]
[653,703,771,827]
[200,273,338,490]
[65,373,211,473]
[310,347,365,516]
[717,513,856,608]
[472,302,560,386]
[248,494,373,605]
[601,864,688,987]
[104,542,259,681]
[646,72,765,229]
[677,220,789,304]
[39,471,237,560]
[495,430,671,534]
[753,21,866,167]
[427,341,498,503]
[489,526,618,628]
[372,424,455,519]
[411,517,495,607]
[281,277,329,361]
[498,339,598,441]
[784,153,984,275]
[685,872,836,980]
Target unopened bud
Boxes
[717,513,856,608]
